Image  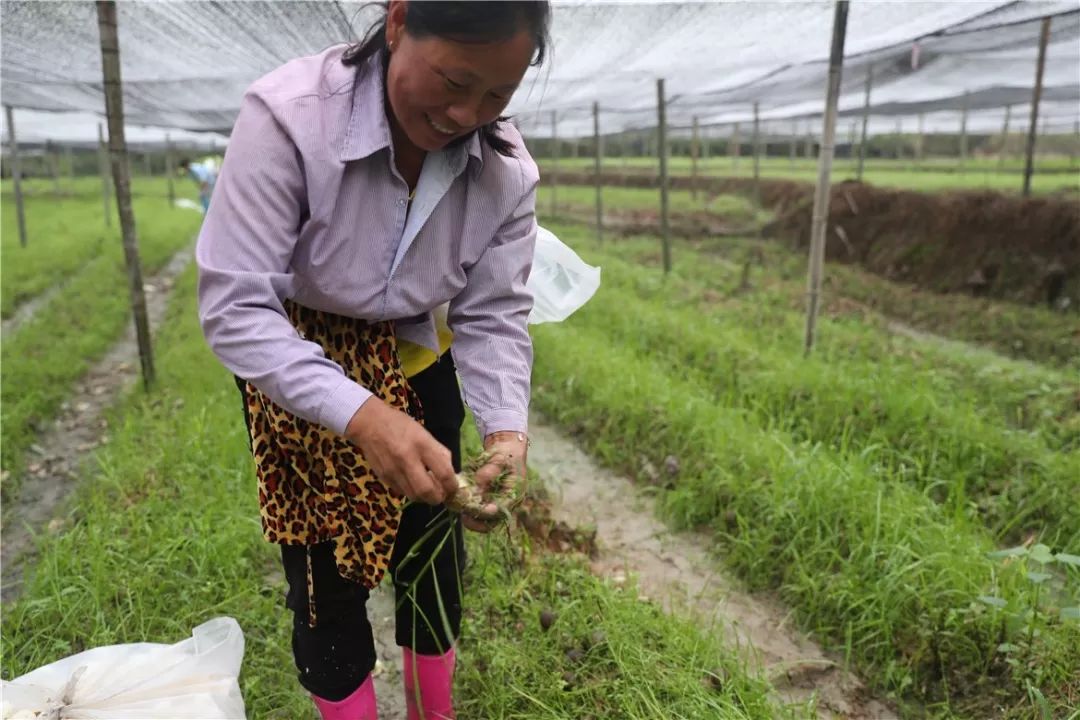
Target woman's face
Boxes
[385,2,535,152]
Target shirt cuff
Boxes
[318,377,375,436]
[474,408,528,439]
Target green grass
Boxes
[537,196,1080,368]
[547,184,768,225]
[539,228,1079,550]
[544,155,1080,195]
[0,183,203,501]
[1,177,197,318]
[530,315,1080,717]
[0,263,789,720]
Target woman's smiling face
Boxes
[384,1,536,152]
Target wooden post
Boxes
[47,140,61,197]
[998,104,1012,170]
[4,105,28,247]
[916,112,925,166]
[1072,118,1079,170]
[690,115,700,201]
[657,78,671,274]
[98,122,112,226]
[549,110,558,218]
[592,101,603,244]
[894,117,903,160]
[959,92,969,170]
[1023,17,1051,197]
[702,123,710,162]
[165,134,176,205]
[732,121,741,169]
[805,1,850,356]
[752,102,761,224]
[857,63,872,180]
[789,119,797,167]
[97,0,155,390]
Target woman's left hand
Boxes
[462,431,528,533]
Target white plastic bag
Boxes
[527,226,601,324]
[1,617,245,719]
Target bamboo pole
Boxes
[592,101,603,244]
[98,123,112,226]
[959,92,969,171]
[4,105,28,247]
[48,140,61,197]
[97,0,155,390]
[998,104,1012,170]
[752,102,761,224]
[657,78,671,274]
[550,110,558,218]
[165,134,176,205]
[732,121,741,168]
[805,1,850,356]
[857,63,872,180]
[789,119,797,167]
[1023,17,1051,197]
[916,112,925,166]
[690,115,700,201]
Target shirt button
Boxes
[398,198,408,207]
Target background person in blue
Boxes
[179,157,218,212]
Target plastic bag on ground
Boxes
[1,617,245,719]
[527,226,601,324]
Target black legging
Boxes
[237,353,466,701]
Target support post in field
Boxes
[857,62,872,181]
[66,143,75,183]
[550,109,558,219]
[805,0,850,356]
[894,117,902,160]
[592,101,604,244]
[98,122,112,226]
[4,105,28,248]
[97,0,155,390]
[48,140,61,197]
[702,123,710,163]
[998,104,1012,170]
[752,101,762,230]
[656,78,672,274]
[165,134,176,205]
[1023,17,1050,197]
[732,121,740,169]
[959,92,969,171]
[690,115,700,201]
[1072,118,1079,170]
[916,112,925,166]
[789,119,797,167]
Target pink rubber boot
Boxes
[311,674,378,720]
[402,647,456,720]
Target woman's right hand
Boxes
[344,398,459,505]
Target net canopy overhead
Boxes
[2,0,1077,142]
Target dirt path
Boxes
[2,279,69,337]
[527,414,897,719]
[0,245,194,603]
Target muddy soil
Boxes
[0,246,193,602]
[526,414,898,719]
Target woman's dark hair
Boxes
[343,1,551,157]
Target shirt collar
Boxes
[340,50,484,175]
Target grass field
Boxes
[2,176,1076,719]
[1,178,203,499]
[529,222,1080,717]
[540,155,1080,195]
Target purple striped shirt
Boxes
[196,47,537,438]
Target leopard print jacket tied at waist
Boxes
[242,300,422,625]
